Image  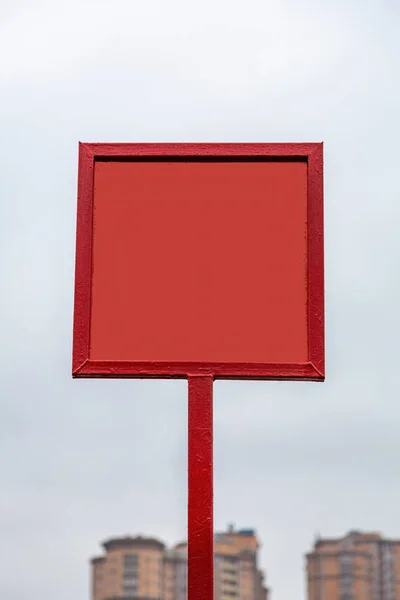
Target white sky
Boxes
[0,1,400,599]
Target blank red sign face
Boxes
[73,144,324,380]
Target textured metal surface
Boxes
[188,375,213,600]
[72,142,324,380]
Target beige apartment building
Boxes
[91,525,269,600]
[213,526,268,600]
[306,530,400,600]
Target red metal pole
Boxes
[188,374,214,600]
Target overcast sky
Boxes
[1,1,400,599]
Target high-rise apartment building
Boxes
[91,526,269,600]
[213,525,268,600]
[306,530,400,600]
[92,536,165,600]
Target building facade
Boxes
[306,530,400,600]
[92,536,165,600]
[91,526,269,600]
[213,526,268,600]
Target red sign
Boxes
[72,143,324,600]
[73,143,324,380]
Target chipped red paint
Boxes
[73,143,95,374]
[75,360,320,380]
[307,144,325,376]
[188,375,214,600]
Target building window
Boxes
[339,552,353,600]
[340,554,353,575]
[124,586,138,596]
[124,553,139,564]
[123,553,138,597]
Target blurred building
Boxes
[91,525,269,600]
[306,529,400,600]
[163,544,187,600]
[213,525,268,600]
[92,536,165,600]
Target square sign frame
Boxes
[73,142,324,381]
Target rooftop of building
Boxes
[215,524,257,538]
[173,525,258,549]
[102,535,166,552]
[164,547,187,560]
[309,530,400,555]
[92,525,260,564]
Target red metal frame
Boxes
[73,142,324,381]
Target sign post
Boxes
[72,143,324,600]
